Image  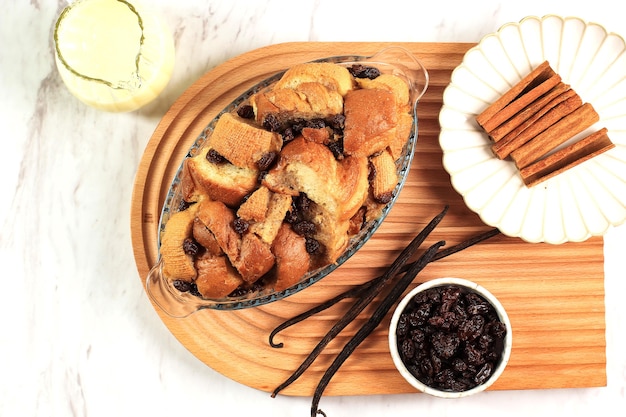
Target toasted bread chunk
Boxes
[271,224,311,291]
[249,191,292,244]
[187,147,258,207]
[344,88,398,157]
[233,233,275,284]
[369,150,398,204]
[208,113,282,170]
[195,200,241,261]
[252,82,344,127]
[194,252,244,299]
[237,186,271,223]
[356,73,411,112]
[160,204,199,281]
[273,62,354,96]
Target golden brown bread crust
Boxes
[248,191,292,245]
[271,224,311,291]
[252,83,344,127]
[195,200,241,261]
[273,62,354,96]
[237,186,271,222]
[369,149,399,204]
[194,252,243,298]
[356,74,411,112]
[343,88,398,157]
[187,147,258,207]
[160,204,199,281]
[192,216,223,256]
[208,113,282,169]
[233,233,275,284]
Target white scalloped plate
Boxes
[439,15,626,244]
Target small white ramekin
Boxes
[388,277,512,398]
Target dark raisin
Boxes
[232,217,249,235]
[396,315,409,337]
[206,148,226,164]
[183,238,201,256]
[327,141,344,160]
[487,321,507,339]
[329,114,345,130]
[284,209,299,224]
[474,363,493,385]
[374,192,393,204]
[464,344,485,366]
[178,199,192,211]
[459,314,485,342]
[452,358,468,373]
[306,118,326,129]
[305,237,321,254]
[236,104,255,119]
[281,127,295,143]
[263,113,281,131]
[257,151,277,171]
[295,193,312,213]
[400,338,415,360]
[291,119,306,134]
[467,302,490,315]
[173,280,192,292]
[189,283,201,297]
[293,220,316,236]
[431,332,460,359]
[348,64,381,79]
[368,160,376,183]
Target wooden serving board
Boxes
[130,42,607,396]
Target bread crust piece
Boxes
[195,200,241,261]
[252,82,344,127]
[233,233,275,284]
[343,88,398,157]
[186,146,259,207]
[369,149,399,204]
[271,224,311,291]
[273,62,355,96]
[160,204,199,281]
[194,252,244,299]
[208,113,282,170]
[356,74,411,112]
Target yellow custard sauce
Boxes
[54,0,175,112]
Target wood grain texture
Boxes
[130,42,606,396]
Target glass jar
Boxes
[54,0,175,112]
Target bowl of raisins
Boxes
[389,277,512,398]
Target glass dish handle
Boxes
[145,259,202,318]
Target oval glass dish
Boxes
[439,15,626,244]
[145,47,429,315]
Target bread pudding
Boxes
[159,61,414,299]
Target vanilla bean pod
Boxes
[269,227,500,348]
[312,240,445,417]
[270,205,449,397]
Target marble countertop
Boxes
[1,0,625,416]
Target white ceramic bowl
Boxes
[439,15,626,244]
[388,277,512,398]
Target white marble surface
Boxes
[1,0,625,416]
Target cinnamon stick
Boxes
[479,73,562,134]
[492,90,581,160]
[476,61,555,131]
[519,128,614,186]
[510,102,600,169]
[488,82,570,143]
